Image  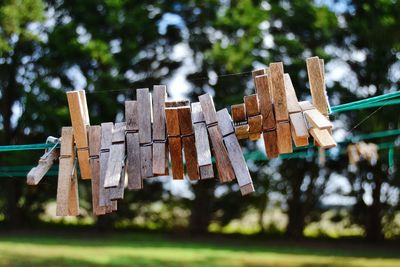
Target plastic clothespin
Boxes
[27,136,60,185]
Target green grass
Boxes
[0,231,399,267]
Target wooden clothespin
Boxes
[191,102,214,179]
[306,57,330,117]
[199,94,235,183]
[283,73,309,147]
[125,101,143,190]
[299,101,336,148]
[66,90,92,179]
[56,127,79,216]
[88,126,106,216]
[27,137,60,185]
[252,69,266,93]
[254,74,279,159]
[217,109,254,195]
[137,88,153,178]
[106,122,126,200]
[99,122,117,212]
[152,85,169,176]
[104,122,126,188]
[244,94,263,141]
[165,102,184,179]
[269,62,293,154]
[231,103,249,140]
[178,104,199,180]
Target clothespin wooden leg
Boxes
[191,102,214,179]
[137,88,153,178]
[231,103,249,140]
[165,105,184,179]
[254,74,279,158]
[270,62,292,154]
[66,90,92,179]
[104,122,126,188]
[89,126,106,216]
[178,105,199,180]
[217,109,254,195]
[199,94,235,183]
[125,101,143,190]
[244,94,262,141]
[56,127,80,216]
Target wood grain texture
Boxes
[165,107,180,136]
[255,74,276,131]
[125,101,139,131]
[110,166,125,200]
[269,62,289,122]
[193,123,212,166]
[248,114,262,141]
[168,136,184,179]
[56,127,78,216]
[126,132,142,189]
[252,68,266,93]
[66,90,91,179]
[140,144,153,178]
[231,103,246,123]
[99,122,113,207]
[199,94,218,125]
[191,102,205,123]
[263,131,279,159]
[137,88,152,144]
[235,124,249,140]
[182,135,199,180]
[276,121,293,154]
[284,73,302,113]
[309,128,336,148]
[303,109,333,129]
[217,109,254,195]
[89,126,106,216]
[104,122,126,188]
[289,113,309,147]
[68,169,79,216]
[244,94,260,117]
[27,150,58,185]
[306,57,329,116]
[199,165,214,179]
[165,100,190,107]
[152,85,167,140]
[299,101,314,111]
[153,141,168,176]
[178,106,194,135]
[207,125,236,183]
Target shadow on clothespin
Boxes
[27,136,61,185]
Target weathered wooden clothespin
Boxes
[88,126,106,216]
[125,101,143,190]
[152,85,169,176]
[178,104,199,180]
[165,102,184,179]
[306,57,330,117]
[255,74,279,159]
[104,122,126,188]
[27,136,60,185]
[199,94,235,183]
[231,103,249,140]
[137,88,153,178]
[283,73,309,147]
[56,127,79,216]
[269,62,293,154]
[244,94,263,141]
[252,69,266,92]
[217,109,254,195]
[99,122,117,212]
[66,90,92,179]
[106,122,126,200]
[299,101,336,148]
[191,102,214,179]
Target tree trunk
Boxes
[366,172,383,242]
[189,179,215,234]
[285,175,304,239]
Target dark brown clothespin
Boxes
[165,102,184,179]
[231,103,249,140]
[27,136,60,185]
[244,94,263,141]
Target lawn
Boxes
[0,231,399,267]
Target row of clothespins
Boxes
[27,56,336,216]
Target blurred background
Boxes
[0,0,400,266]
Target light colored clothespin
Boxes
[27,136,60,185]
[66,90,92,179]
[56,127,79,216]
